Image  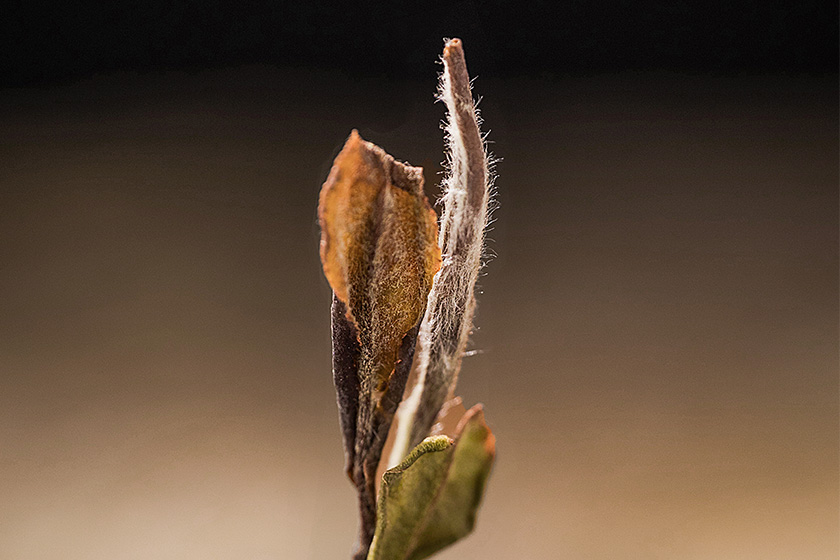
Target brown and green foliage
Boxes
[317,39,496,560]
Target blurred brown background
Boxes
[2,65,836,560]
[1,3,837,559]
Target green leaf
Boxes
[368,405,495,560]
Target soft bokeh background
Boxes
[1,3,837,559]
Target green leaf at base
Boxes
[368,405,495,560]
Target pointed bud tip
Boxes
[444,38,464,61]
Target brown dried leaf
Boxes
[318,130,441,558]
[320,131,440,380]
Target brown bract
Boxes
[319,130,440,373]
[318,130,441,558]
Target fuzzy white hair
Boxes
[390,38,496,467]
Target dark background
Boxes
[1,3,837,559]
[2,0,838,86]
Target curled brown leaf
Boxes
[318,130,441,558]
